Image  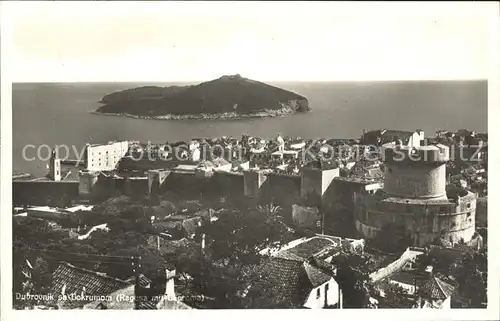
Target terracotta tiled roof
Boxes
[252,257,334,308]
[418,275,455,300]
[253,258,311,307]
[52,262,129,298]
[124,274,152,287]
[304,262,332,287]
[273,237,340,261]
[250,237,339,307]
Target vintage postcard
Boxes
[1,1,499,321]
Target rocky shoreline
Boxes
[92,105,299,120]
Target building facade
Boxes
[49,149,61,181]
[361,129,424,147]
[84,141,129,171]
[303,276,340,309]
[354,143,476,247]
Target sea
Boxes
[13,81,487,178]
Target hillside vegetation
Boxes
[97,75,310,117]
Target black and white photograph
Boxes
[1,1,498,318]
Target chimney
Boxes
[165,268,176,301]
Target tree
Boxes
[200,204,294,267]
[102,245,167,280]
[12,217,62,309]
[377,280,414,308]
[414,247,487,308]
[329,246,377,308]
[185,203,296,307]
[450,249,487,307]
[414,251,442,271]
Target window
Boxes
[325,283,329,293]
[467,203,471,209]
[316,288,321,299]
[467,212,471,218]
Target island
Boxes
[95,74,310,120]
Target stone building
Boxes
[360,129,424,147]
[84,141,129,171]
[49,148,61,181]
[354,143,476,247]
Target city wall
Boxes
[262,173,301,205]
[354,192,476,246]
[121,177,149,198]
[148,168,336,207]
[14,165,342,213]
[324,178,383,211]
[211,171,245,199]
[13,181,79,208]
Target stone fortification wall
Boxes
[383,163,447,199]
[354,191,476,246]
[263,173,301,205]
[13,181,79,208]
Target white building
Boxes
[85,141,129,171]
[252,235,352,309]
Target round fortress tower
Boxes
[354,142,476,247]
[382,143,449,200]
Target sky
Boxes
[3,1,498,82]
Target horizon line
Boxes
[12,78,488,84]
